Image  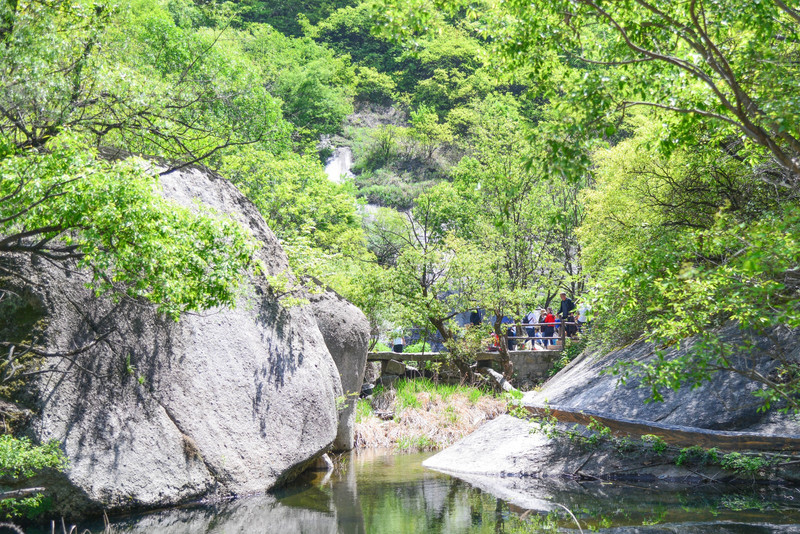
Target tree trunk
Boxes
[492,316,514,381]
[429,316,473,383]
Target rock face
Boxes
[426,325,800,485]
[11,167,347,516]
[308,290,370,451]
[526,323,800,433]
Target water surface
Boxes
[38,449,800,533]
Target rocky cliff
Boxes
[6,166,368,517]
[425,324,800,485]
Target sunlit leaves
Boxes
[1,137,256,318]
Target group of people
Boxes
[390,293,590,354]
[485,293,590,351]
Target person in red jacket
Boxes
[543,308,556,346]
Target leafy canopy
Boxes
[1,136,257,318]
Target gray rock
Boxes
[9,166,346,516]
[363,361,381,385]
[308,290,370,451]
[383,359,406,376]
[427,325,800,485]
[527,323,800,432]
[108,494,339,534]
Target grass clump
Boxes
[355,398,374,423]
[354,378,505,451]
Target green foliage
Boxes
[579,116,800,409]
[395,382,422,410]
[641,434,668,455]
[585,418,611,447]
[236,0,356,36]
[442,323,490,370]
[241,25,355,145]
[507,399,529,420]
[675,445,719,467]
[720,452,768,475]
[355,398,374,423]
[403,340,432,353]
[349,125,407,173]
[0,435,68,519]
[371,2,800,408]
[535,416,612,449]
[376,0,800,181]
[0,435,68,479]
[396,434,434,451]
[674,446,769,475]
[0,138,256,318]
[0,493,51,520]
[408,104,453,160]
[604,202,800,409]
[0,0,289,165]
[393,377,494,405]
[355,66,397,104]
[310,3,402,73]
[220,148,362,253]
[612,436,635,454]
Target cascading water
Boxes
[324,146,381,216]
[324,147,354,184]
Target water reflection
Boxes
[34,450,800,533]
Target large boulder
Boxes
[308,290,370,451]
[8,166,346,516]
[526,323,800,432]
[425,325,800,484]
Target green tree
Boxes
[220,147,363,254]
[1,137,257,319]
[375,0,800,185]
[241,25,355,147]
[0,435,68,520]
[581,117,799,409]
[0,0,289,170]
[409,104,453,161]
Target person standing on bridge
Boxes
[558,292,575,336]
[524,309,537,348]
[543,309,556,346]
[392,333,404,353]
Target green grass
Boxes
[355,398,374,423]
[392,378,494,408]
[443,406,459,424]
[403,340,433,353]
[397,435,435,451]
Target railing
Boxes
[495,321,580,351]
[367,321,581,362]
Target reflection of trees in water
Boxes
[331,457,366,534]
[72,452,800,533]
[356,474,504,533]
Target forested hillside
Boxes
[2,0,800,517]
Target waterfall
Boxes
[324,146,382,216]
[324,147,354,184]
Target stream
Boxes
[35,449,800,533]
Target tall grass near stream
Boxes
[354,378,508,451]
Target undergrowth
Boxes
[524,410,790,478]
[354,378,506,451]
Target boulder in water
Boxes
[7,166,346,517]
